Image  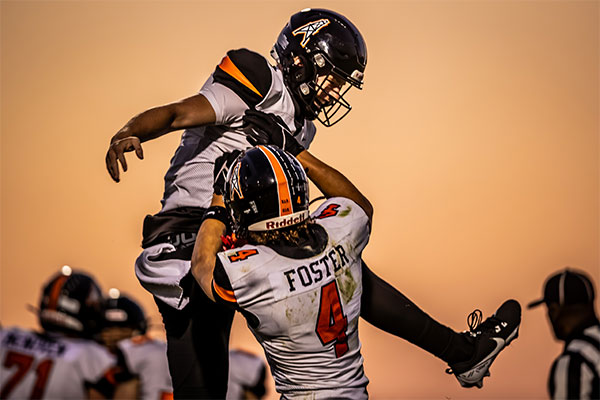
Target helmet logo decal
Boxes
[292,19,330,48]
[230,161,244,200]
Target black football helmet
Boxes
[224,145,309,235]
[39,270,105,338]
[272,8,367,126]
[104,294,147,334]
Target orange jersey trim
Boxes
[103,366,119,385]
[218,56,263,97]
[258,146,292,216]
[212,280,237,303]
[47,275,68,310]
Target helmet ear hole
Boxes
[290,55,311,83]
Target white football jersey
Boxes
[0,327,115,399]
[117,335,173,400]
[160,48,316,213]
[214,198,370,398]
[227,350,266,400]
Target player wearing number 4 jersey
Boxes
[192,145,371,398]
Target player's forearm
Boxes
[110,94,217,144]
[297,150,373,221]
[110,105,180,144]
[191,218,226,302]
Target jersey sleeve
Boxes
[214,251,262,328]
[200,48,273,126]
[79,342,118,397]
[212,256,239,307]
[78,342,117,384]
[312,197,371,256]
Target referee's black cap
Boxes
[528,268,595,309]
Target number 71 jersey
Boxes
[0,327,115,399]
[215,197,371,396]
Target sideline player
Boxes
[0,269,118,399]
[106,8,518,396]
[191,145,522,398]
[100,290,173,400]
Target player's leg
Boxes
[360,261,473,363]
[156,277,234,399]
[360,261,521,387]
[142,232,234,399]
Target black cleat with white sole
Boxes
[446,299,521,388]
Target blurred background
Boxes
[1,1,598,398]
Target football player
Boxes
[100,292,173,400]
[105,8,519,396]
[191,145,523,397]
[0,269,118,399]
[192,145,373,398]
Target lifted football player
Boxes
[106,8,520,397]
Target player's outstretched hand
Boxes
[242,109,304,156]
[213,150,242,195]
[105,137,144,182]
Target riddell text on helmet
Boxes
[265,214,306,230]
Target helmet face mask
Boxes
[272,8,367,126]
[224,146,309,238]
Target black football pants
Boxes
[153,242,234,400]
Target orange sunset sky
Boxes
[1,1,598,399]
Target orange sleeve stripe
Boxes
[258,146,292,216]
[218,56,263,97]
[212,280,237,303]
[47,275,68,310]
[160,392,174,400]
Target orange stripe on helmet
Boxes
[212,280,237,303]
[218,56,263,97]
[258,146,292,216]
[47,275,68,310]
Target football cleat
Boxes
[446,299,521,388]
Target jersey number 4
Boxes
[1,351,54,399]
[315,280,349,358]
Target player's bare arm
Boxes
[242,110,373,222]
[106,93,216,182]
[191,194,227,301]
[296,150,373,223]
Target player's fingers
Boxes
[246,133,259,146]
[105,149,120,182]
[132,140,144,160]
[117,151,128,172]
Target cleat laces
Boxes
[445,309,489,375]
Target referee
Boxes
[529,268,599,399]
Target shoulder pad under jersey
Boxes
[213,48,273,108]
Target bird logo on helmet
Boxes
[38,269,105,338]
[292,19,330,48]
[272,8,367,126]
[224,145,309,236]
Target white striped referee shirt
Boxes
[549,322,600,400]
